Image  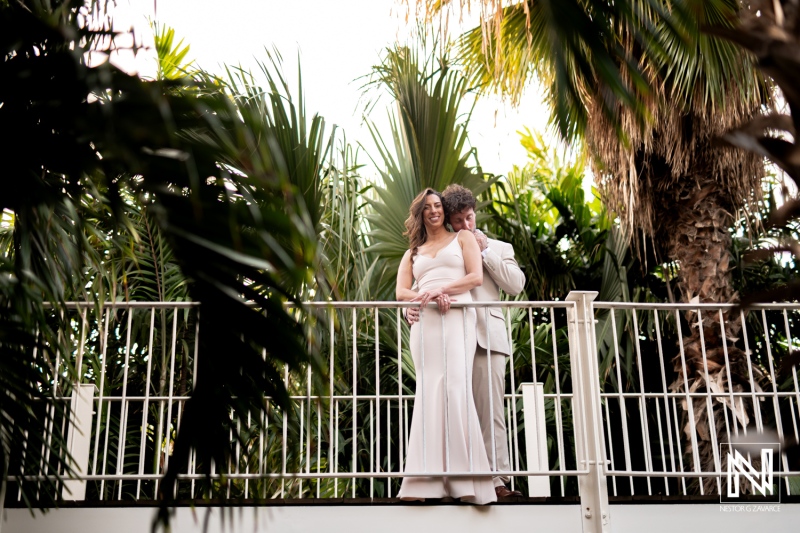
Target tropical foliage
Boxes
[364,38,492,278]
[709,0,800,304]
[151,20,198,81]
[0,0,318,517]
[5,0,800,514]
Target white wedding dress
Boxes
[398,234,497,505]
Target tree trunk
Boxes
[663,175,760,494]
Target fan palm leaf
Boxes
[403,0,697,138]
[221,51,394,304]
[364,40,491,271]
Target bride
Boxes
[395,188,497,504]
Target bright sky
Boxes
[116,0,553,180]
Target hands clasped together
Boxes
[406,288,456,325]
[402,228,489,325]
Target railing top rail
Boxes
[44,300,577,310]
[287,300,577,309]
[46,299,800,311]
[43,301,201,309]
[592,301,800,311]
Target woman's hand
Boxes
[412,288,456,315]
[434,293,453,314]
[412,288,442,310]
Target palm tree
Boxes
[404,0,770,492]
[707,1,800,304]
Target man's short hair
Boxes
[441,184,476,218]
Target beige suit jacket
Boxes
[472,238,525,357]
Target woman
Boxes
[395,188,497,505]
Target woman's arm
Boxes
[448,229,483,293]
[396,250,418,301]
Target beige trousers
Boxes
[472,346,509,487]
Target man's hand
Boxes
[473,229,489,252]
[406,307,420,325]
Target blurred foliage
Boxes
[0,0,317,518]
[709,1,800,305]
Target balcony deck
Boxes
[4,294,800,532]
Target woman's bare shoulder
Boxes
[457,229,477,245]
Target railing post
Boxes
[566,291,609,533]
[62,384,97,501]
[521,382,550,496]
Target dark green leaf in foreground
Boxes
[0,0,318,519]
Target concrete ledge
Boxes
[4,505,584,533]
[1,495,582,508]
[4,503,800,533]
[6,493,798,508]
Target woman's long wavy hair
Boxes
[403,188,443,257]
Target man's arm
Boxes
[482,241,525,296]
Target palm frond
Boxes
[408,0,695,138]
[151,20,197,81]
[1,1,318,517]
[364,40,491,270]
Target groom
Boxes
[407,184,526,498]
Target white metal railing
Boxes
[7,293,800,527]
[591,300,800,497]
[10,299,584,502]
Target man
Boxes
[407,184,526,498]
